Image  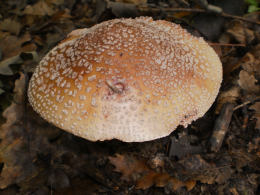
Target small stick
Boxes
[233,97,260,111]
[210,103,235,152]
[138,6,260,26]
[233,101,251,111]
[208,42,246,47]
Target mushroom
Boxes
[28,17,222,142]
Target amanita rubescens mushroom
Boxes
[28,17,222,142]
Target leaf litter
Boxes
[0,0,260,194]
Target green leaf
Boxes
[248,5,260,12]
[245,0,260,13]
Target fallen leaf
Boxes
[238,70,260,94]
[109,154,196,192]
[0,32,33,60]
[108,154,148,181]
[0,18,22,35]
[249,102,260,129]
[0,55,21,75]
[47,0,64,6]
[248,137,260,152]
[216,86,240,114]
[227,21,255,44]
[0,73,31,189]
[229,188,239,195]
[178,155,233,185]
[23,0,55,16]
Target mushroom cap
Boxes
[28,17,222,142]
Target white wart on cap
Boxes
[28,17,222,142]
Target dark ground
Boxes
[0,0,259,194]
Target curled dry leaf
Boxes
[238,70,260,94]
[109,154,196,192]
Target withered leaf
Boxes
[109,154,196,191]
[0,73,32,189]
[240,53,259,74]
[178,155,233,185]
[108,154,148,181]
[249,102,260,129]
[216,86,240,114]
[0,55,21,75]
[227,21,255,44]
[23,0,55,16]
[238,70,260,94]
[0,18,22,35]
[0,32,34,60]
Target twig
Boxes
[138,6,260,25]
[210,103,235,152]
[233,101,251,111]
[208,42,246,47]
[233,97,260,111]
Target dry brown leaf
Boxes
[249,102,260,129]
[46,0,64,6]
[238,70,260,94]
[136,172,158,189]
[216,86,240,114]
[0,73,31,189]
[227,21,255,44]
[229,188,239,195]
[240,53,258,73]
[177,155,233,185]
[0,18,22,35]
[109,154,196,191]
[23,0,55,16]
[108,154,149,181]
[0,32,34,60]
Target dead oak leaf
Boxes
[238,70,260,94]
[0,32,35,60]
[109,154,196,192]
[108,154,149,181]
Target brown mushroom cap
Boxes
[28,17,222,142]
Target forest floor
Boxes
[0,0,259,194]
